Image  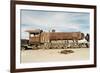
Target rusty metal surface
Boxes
[28,32,84,43]
[41,32,84,41]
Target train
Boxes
[21,29,89,50]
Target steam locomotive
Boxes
[21,29,89,50]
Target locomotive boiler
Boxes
[26,29,84,43]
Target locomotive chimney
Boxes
[52,29,56,32]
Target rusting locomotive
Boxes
[21,29,89,50]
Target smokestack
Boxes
[52,29,56,32]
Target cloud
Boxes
[20,10,90,39]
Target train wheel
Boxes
[21,46,26,50]
[85,43,89,48]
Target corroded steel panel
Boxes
[48,32,84,40]
[28,32,84,43]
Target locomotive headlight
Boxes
[30,34,34,37]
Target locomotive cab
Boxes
[26,29,43,45]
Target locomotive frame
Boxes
[11,0,97,73]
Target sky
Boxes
[20,9,90,39]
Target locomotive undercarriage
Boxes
[40,41,89,49]
[22,40,89,50]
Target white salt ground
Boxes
[21,48,89,63]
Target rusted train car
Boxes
[20,29,89,50]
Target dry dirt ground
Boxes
[21,48,89,63]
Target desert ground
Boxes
[21,48,89,63]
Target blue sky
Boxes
[20,9,90,39]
